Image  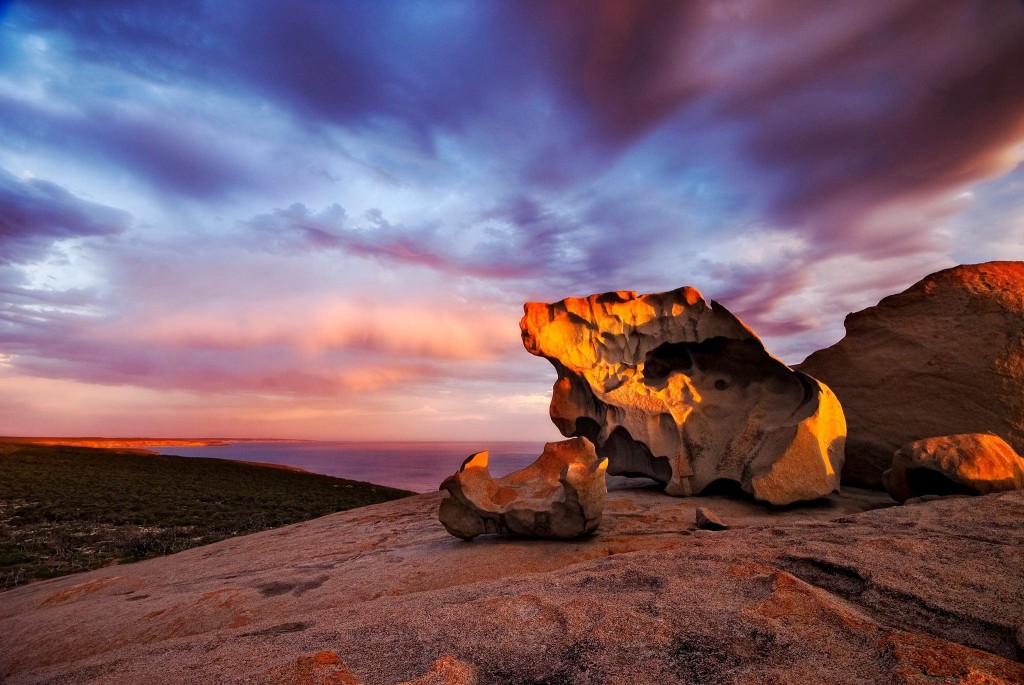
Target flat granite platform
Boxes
[1,484,1022,684]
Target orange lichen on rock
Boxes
[256,653,476,685]
[521,286,846,505]
[313,652,343,666]
[255,651,363,685]
[438,437,607,539]
[40,576,125,606]
[403,655,477,685]
[879,631,1024,685]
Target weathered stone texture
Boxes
[798,261,1024,488]
[521,287,845,505]
[439,437,607,540]
[3,488,1021,684]
[884,433,1024,502]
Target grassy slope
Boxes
[0,442,412,590]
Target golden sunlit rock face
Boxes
[438,437,608,540]
[521,287,846,505]
[883,433,1024,503]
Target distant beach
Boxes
[151,441,547,493]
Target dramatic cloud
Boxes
[0,169,129,265]
[0,0,1022,439]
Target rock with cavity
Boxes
[520,287,846,505]
[798,261,1024,488]
[883,433,1024,503]
[438,437,607,540]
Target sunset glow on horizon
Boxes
[2,1,1023,441]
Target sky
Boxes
[1,1,1023,441]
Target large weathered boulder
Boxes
[521,287,845,505]
[438,437,607,540]
[883,433,1024,503]
[797,262,1024,488]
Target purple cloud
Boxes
[0,91,260,200]
[538,1,1024,239]
[13,2,547,151]
[0,169,129,265]
[1,1,1023,438]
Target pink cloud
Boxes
[3,1,1023,440]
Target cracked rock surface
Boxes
[520,286,846,505]
[2,485,1021,684]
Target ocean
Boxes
[150,441,548,493]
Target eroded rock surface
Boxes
[520,287,845,505]
[884,433,1024,502]
[798,261,1024,488]
[1,487,1020,685]
[695,506,727,530]
[438,438,607,540]
[257,652,476,685]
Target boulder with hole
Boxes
[520,287,846,505]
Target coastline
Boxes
[2,437,548,494]
[146,440,547,493]
[0,442,412,591]
[0,436,310,449]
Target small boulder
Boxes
[883,433,1024,503]
[695,506,728,531]
[438,437,608,540]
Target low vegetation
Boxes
[0,442,412,590]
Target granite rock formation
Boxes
[2,486,1021,684]
[521,287,846,505]
[883,433,1024,503]
[438,437,607,540]
[798,261,1024,488]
